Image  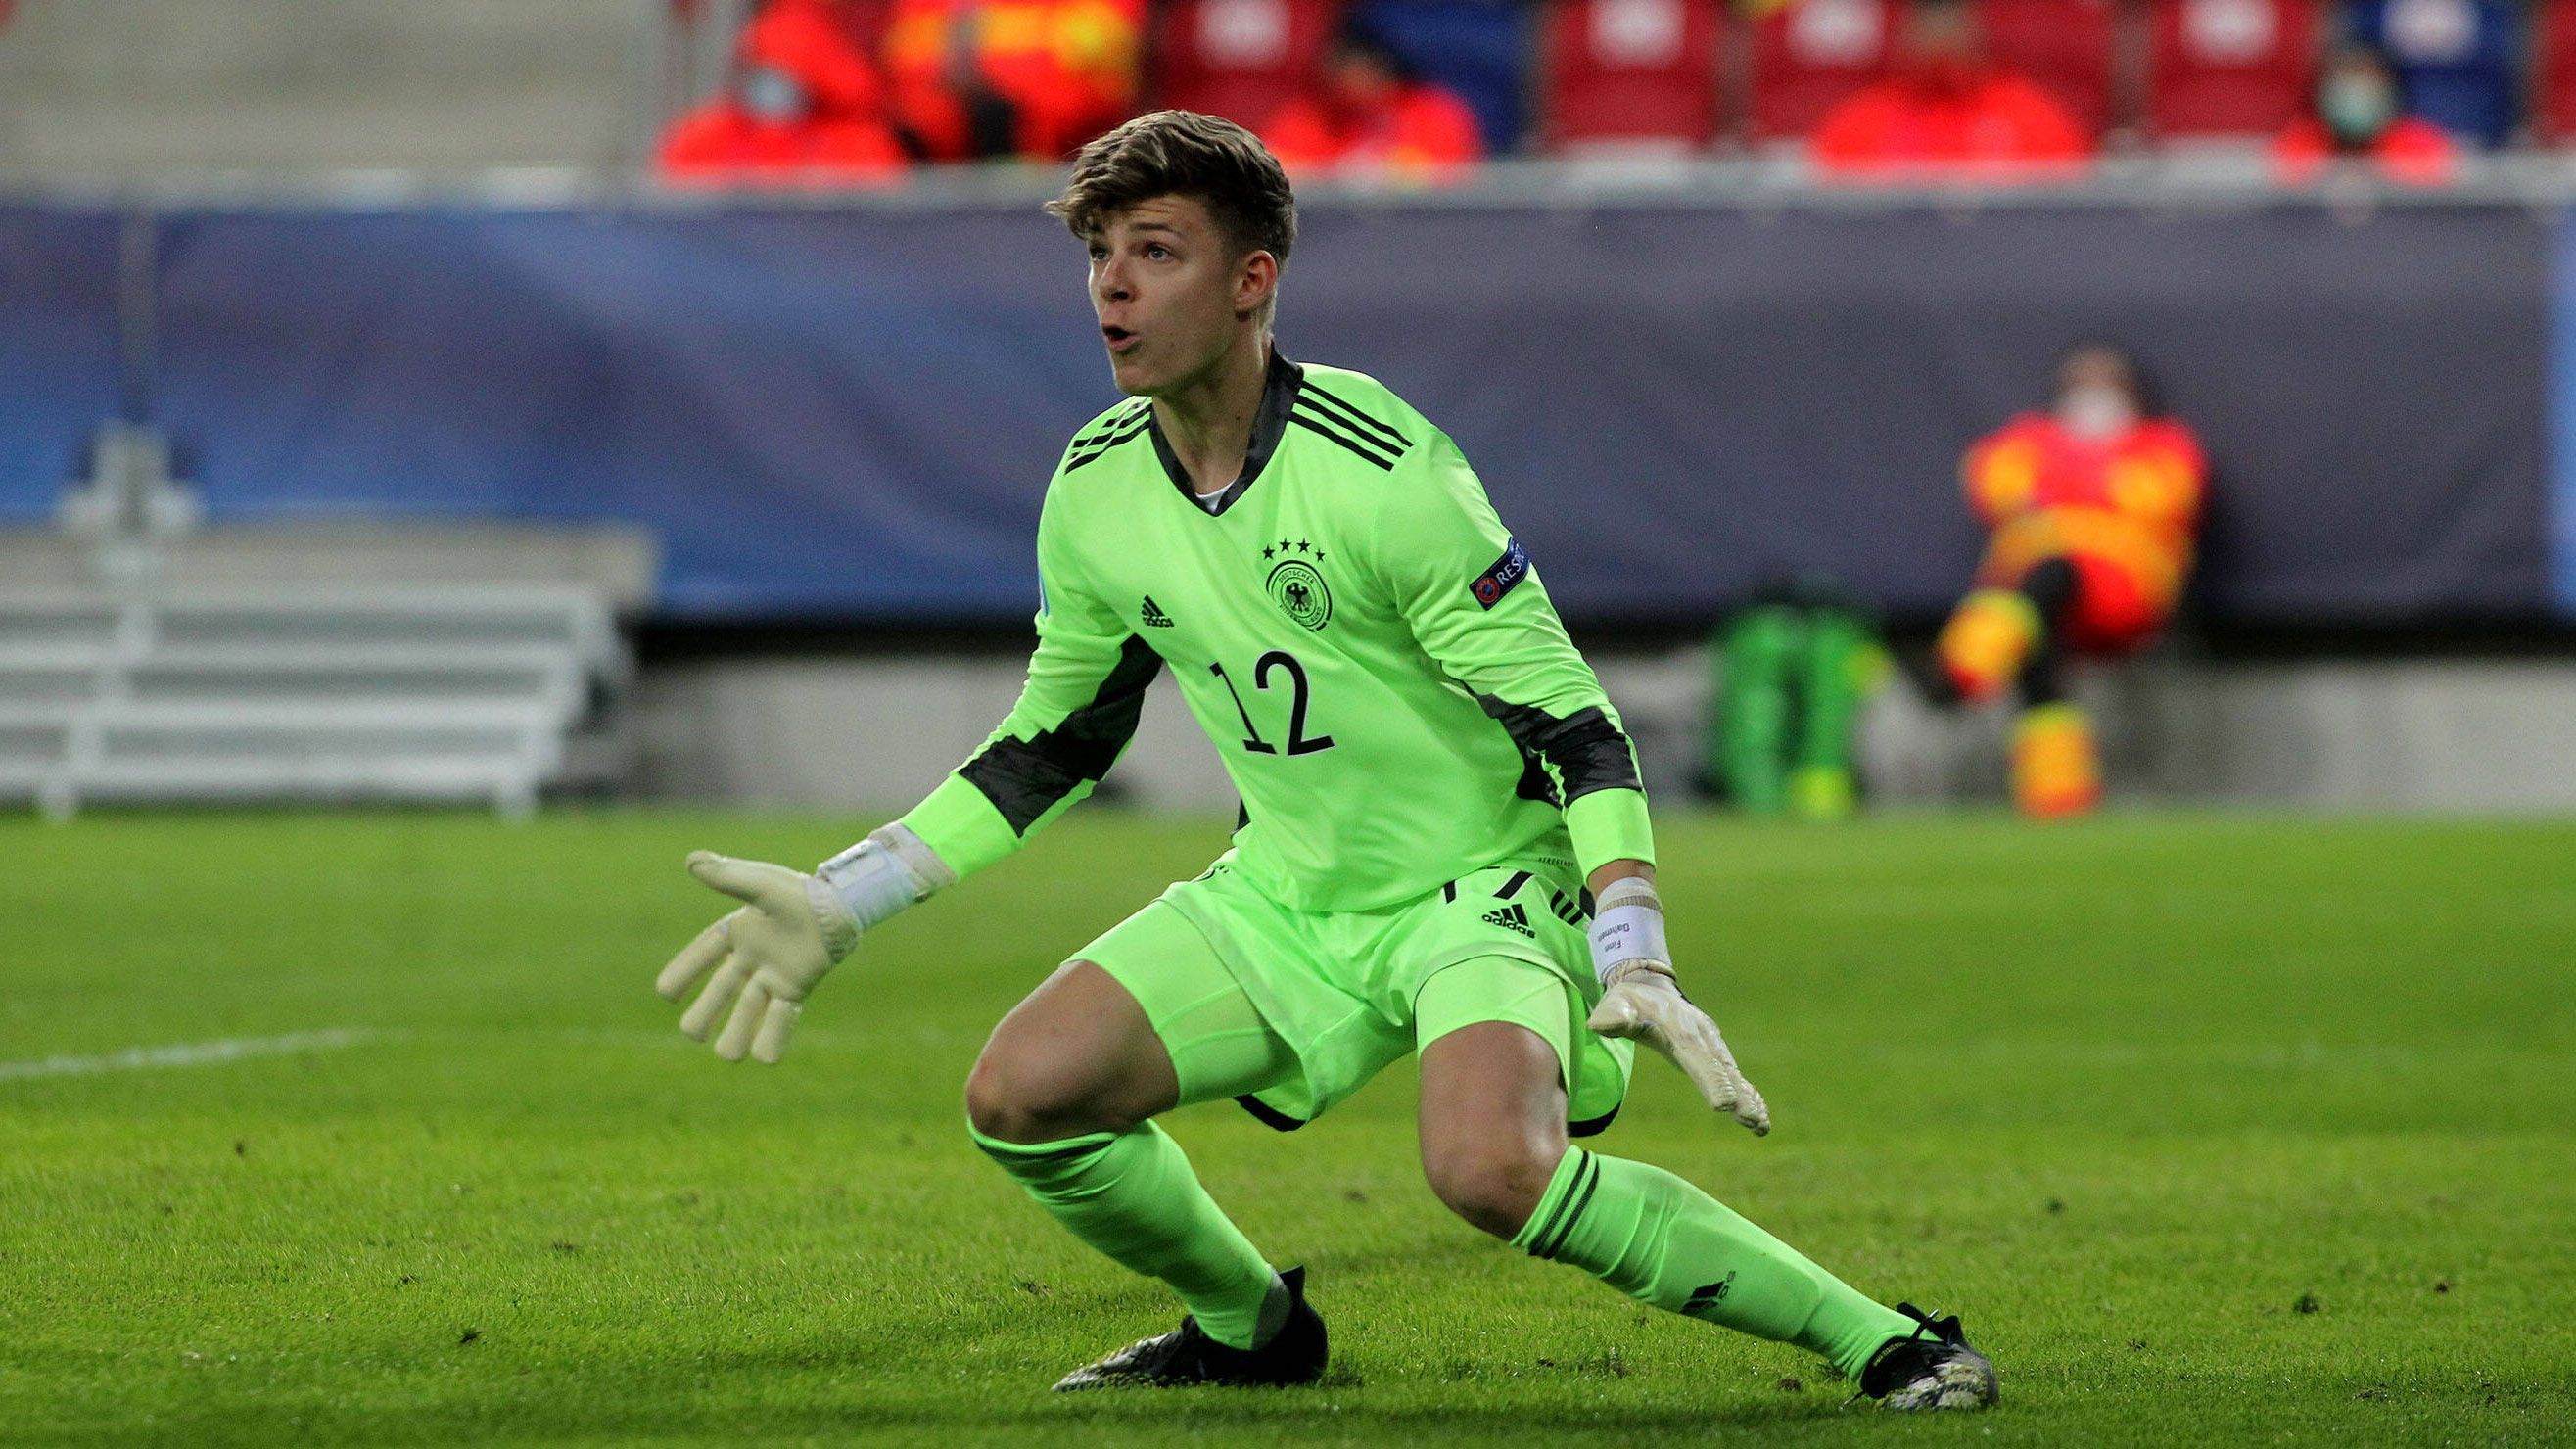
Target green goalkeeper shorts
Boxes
[1077,847,1636,1135]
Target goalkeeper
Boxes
[654,109,1996,1411]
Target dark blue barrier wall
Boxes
[0,198,2560,625]
[1298,204,2552,626]
[0,209,125,519]
[150,207,1105,618]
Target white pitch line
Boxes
[0,1028,377,1082]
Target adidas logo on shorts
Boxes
[1480,903,1535,937]
[1141,595,1175,628]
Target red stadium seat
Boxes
[1750,0,2107,141]
[2539,0,2576,142]
[1149,0,1346,129]
[1977,0,2116,135]
[2147,0,2322,138]
[1748,0,1897,141]
[1540,0,1726,154]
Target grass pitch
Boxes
[3,809,2571,1448]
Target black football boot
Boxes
[1053,1266,1328,1392]
[1854,1302,1999,1411]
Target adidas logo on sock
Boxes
[1681,1272,1738,1320]
[1141,595,1174,628]
[1481,903,1534,937]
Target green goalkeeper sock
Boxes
[971,1122,1282,1349]
[1514,1146,1915,1379]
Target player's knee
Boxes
[964,1047,1140,1145]
[1424,1139,1562,1240]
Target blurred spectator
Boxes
[880,0,1143,162]
[1810,0,2092,181]
[2347,0,2518,148]
[1346,0,1528,155]
[659,0,910,186]
[2272,43,2459,185]
[1260,24,1486,182]
[1935,344,2206,818]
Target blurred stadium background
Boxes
[6,4,2576,1446]
[3,0,2574,818]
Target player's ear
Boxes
[1235,250,1279,322]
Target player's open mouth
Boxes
[1103,326,1138,353]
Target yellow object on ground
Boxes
[2011,703,2101,818]
[1787,764,1856,821]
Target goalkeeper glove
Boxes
[654,825,951,1063]
[1584,875,1771,1137]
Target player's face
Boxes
[1086,196,1266,396]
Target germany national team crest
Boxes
[1268,560,1331,630]
[1262,540,1333,631]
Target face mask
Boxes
[740,66,808,123]
[2319,74,2396,146]
[2058,386,2136,441]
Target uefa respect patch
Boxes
[1470,538,1531,609]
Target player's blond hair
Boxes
[1048,110,1296,329]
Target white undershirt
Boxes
[1193,479,1237,513]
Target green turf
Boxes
[3,809,2571,1448]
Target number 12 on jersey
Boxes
[1210,651,1335,757]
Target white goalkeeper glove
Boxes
[653,825,951,1063]
[1583,876,1771,1137]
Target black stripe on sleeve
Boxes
[958,635,1162,834]
[1474,697,1644,803]
[1512,752,1562,807]
[1296,383,1411,450]
[1069,404,1147,450]
[1063,418,1152,473]
[1288,410,1398,470]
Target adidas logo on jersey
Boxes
[1141,596,1174,628]
[1481,903,1535,937]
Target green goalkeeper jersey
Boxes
[898,352,1654,912]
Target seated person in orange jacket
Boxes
[1936,344,2206,818]
[880,0,1142,162]
[2272,43,2458,187]
[659,0,910,186]
[1261,24,1486,184]
[1811,0,2091,182]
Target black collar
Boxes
[1148,351,1302,517]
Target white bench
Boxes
[0,585,632,818]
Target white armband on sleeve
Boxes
[1587,875,1671,985]
[815,823,955,931]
